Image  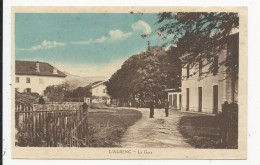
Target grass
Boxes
[178,115,224,148]
[87,108,142,147]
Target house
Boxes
[15,61,66,95]
[90,80,111,104]
[181,34,238,114]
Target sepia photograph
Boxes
[11,6,247,159]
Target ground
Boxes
[178,114,223,148]
[120,108,221,148]
[120,108,192,148]
[87,108,142,147]
[88,106,221,148]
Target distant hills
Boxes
[64,71,107,89]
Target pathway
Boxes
[120,108,192,148]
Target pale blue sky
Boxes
[15,13,168,77]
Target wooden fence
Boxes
[15,102,88,147]
[220,102,238,149]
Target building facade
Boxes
[15,61,66,95]
[167,89,182,109]
[181,34,238,114]
[91,81,111,104]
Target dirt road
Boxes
[120,108,192,148]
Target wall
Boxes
[15,74,65,95]
[181,47,234,114]
[91,83,109,97]
[91,83,111,104]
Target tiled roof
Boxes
[15,60,66,77]
[15,91,40,105]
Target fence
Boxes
[15,102,88,147]
[220,102,238,149]
[63,98,84,102]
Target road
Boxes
[120,108,192,148]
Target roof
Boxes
[15,91,40,105]
[165,87,181,92]
[91,80,107,88]
[15,60,66,77]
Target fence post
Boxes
[221,102,238,149]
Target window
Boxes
[16,77,20,83]
[39,78,43,84]
[26,77,30,83]
[103,89,106,93]
[187,64,190,79]
[26,88,31,93]
[213,56,219,75]
[199,61,202,77]
[15,88,19,92]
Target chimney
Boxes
[36,61,40,72]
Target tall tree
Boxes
[106,46,181,104]
[156,12,239,76]
[156,12,239,103]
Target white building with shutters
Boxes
[181,34,238,114]
[15,61,66,95]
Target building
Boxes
[166,88,182,109]
[15,61,66,95]
[181,34,238,114]
[90,80,111,104]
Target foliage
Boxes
[156,12,239,76]
[38,96,45,104]
[65,85,92,99]
[43,84,67,102]
[106,46,181,103]
[43,83,92,102]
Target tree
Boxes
[44,83,92,102]
[156,12,239,103]
[65,86,92,99]
[156,12,239,76]
[43,84,66,102]
[106,46,181,106]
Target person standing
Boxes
[82,102,88,113]
[165,100,169,117]
[149,100,154,118]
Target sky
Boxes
[15,13,169,78]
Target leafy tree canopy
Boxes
[106,46,181,102]
[156,12,239,75]
[44,83,92,102]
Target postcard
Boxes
[12,6,247,159]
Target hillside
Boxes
[64,71,107,89]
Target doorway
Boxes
[213,85,218,114]
[186,88,189,111]
[198,87,202,112]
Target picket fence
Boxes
[15,102,89,147]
